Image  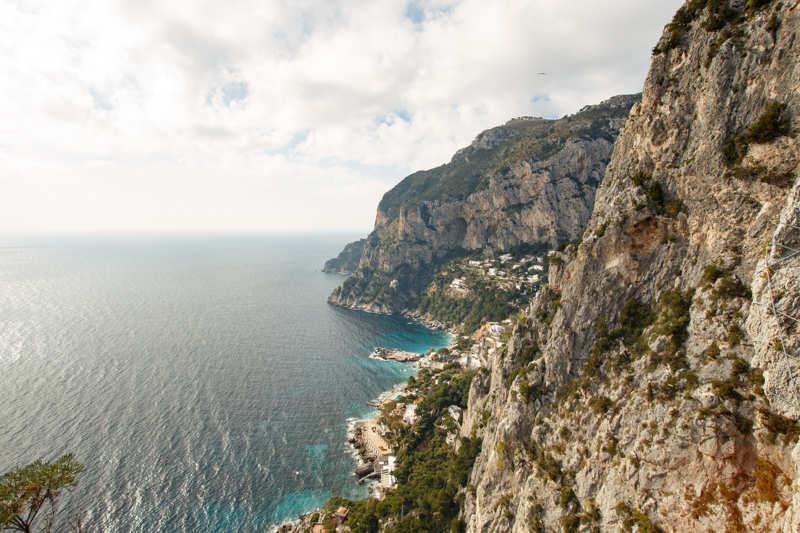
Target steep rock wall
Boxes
[462,2,800,532]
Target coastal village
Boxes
[280,252,548,532]
[348,254,549,506]
[350,347,474,501]
[433,253,548,303]
[349,264,539,494]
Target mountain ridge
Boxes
[327,94,641,316]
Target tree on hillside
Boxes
[0,454,85,533]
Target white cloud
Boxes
[0,0,684,235]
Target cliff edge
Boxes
[462,1,800,531]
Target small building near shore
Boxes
[448,405,462,423]
[403,403,418,425]
[376,454,396,488]
[334,507,350,525]
[364,422,392,457]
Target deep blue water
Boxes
[0,235,450,532]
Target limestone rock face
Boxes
[746,185,800,418]
[328,96,640,313]
[462,3,800,532]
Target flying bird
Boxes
[537,72,547,75]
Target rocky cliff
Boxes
[323,238,366,274]
[328,96,640,314]
[461,1,800,532]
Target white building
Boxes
[448,405,462,423]
[489,324,505,335]
[376,454,396,490]
[488,268,498,276]
[499,254,513,262]
[468,260,482,267]
[403,403,418,425]
[450,278,466,289]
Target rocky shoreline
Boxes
[401,310,460,335]
[350,423,373,464]
[273,381,411,532]
[348,423,381,477]
[274,509,320,533]
[273,322,456,532]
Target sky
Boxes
[0,0,685,235]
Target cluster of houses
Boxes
[356,397,422,500]
[448,254,547,296]
[387,402,406,417]
[384,402,419,425]
[473,319,512,359]
[310,506,352,533]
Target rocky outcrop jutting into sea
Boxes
[323,238,366,274]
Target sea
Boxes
[0,234,451,532]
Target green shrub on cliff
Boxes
[654,0,780,55]
[412,284,518,333]
[724,102,790,165]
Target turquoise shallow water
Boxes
[0,235,450,532]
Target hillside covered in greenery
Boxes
[312,367,481,533]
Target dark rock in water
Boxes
[354,463,373,477]
[373,347,422,362]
